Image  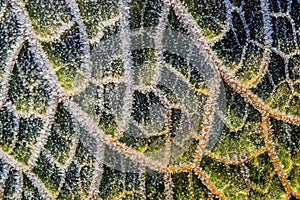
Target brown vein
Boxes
[205,147,267,166]
[170,0,300,127]
[164,171,174,200]
[194,168,227,200]
[261,115,300,199]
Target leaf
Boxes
[0,0,299,199]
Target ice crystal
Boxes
[0,0,299,199]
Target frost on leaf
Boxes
[0,0,299,199]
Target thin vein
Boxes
[194,168,227,200]
[164,171,174,200]
[261,115,299,199]
[0,148,54,200]
[151,0,170,86]
[205,147,267,166]
[65,99,166,172]
[89,15,120,44]
[116,0,135,137]
[170,0,300,126]
[11,0,67,171]
[65,0,92,96]
[35,21,75,42]
[87,136,104,199]
[138,169,147,200]
[0,39,24,109]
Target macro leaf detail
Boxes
[0,0,299,199]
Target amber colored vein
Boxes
[261,115,300,199]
